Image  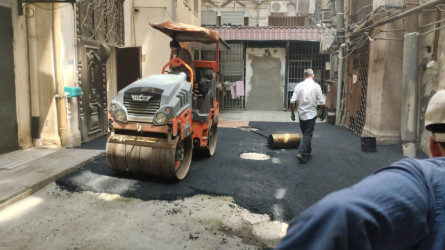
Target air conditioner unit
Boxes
[271,1,288,13]
[320,9,333,23]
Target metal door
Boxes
[116,47,142,91]
[345,55,362,132]
[0,6,18,154]
[345,44,369,135]
[246,54,283,111]
[78,40,110,142]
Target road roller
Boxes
[106,22,225,180]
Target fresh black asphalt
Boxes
[56,122,428,222]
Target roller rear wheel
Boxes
[200,122,218,157]
[173,136,193,180]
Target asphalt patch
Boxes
[56,122,428,222]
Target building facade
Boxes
[202,0,335,110]
[328,0,445,156]
[0,0,200,154]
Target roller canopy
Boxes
[151,21,220,44]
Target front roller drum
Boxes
[106,136,193,180]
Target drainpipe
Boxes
[335,43,346,125]
[53,3,69,146]
[401,0,419,157]
[26,4,42,147]
[335,0,345,44]
[335,0,345,125]
[401,32,419,157]
[285,41,290,110]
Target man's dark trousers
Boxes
[299,116,317,155]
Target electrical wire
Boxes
[420,25,445,36]
[374,28,405,32]
[372,37,404,41]
[419,18,445,29]
[347,4,403,38]
[338,34,369,59]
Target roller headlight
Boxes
[110,104,117,112]
[114,109,127,123]
[155,112,168,125]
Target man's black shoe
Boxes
[297,153,308,164]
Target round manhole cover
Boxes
[240,153,271,161]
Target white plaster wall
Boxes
[124,0,135,47]
[177,0,201,26]
[133,2,171,77]
[132,0,201,77]
[359,1,405,145]
[33,4,61,148]
[245,47,286,110]
[54,4,76,88]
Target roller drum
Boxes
[106,135,193,179]
[267,133,300,149]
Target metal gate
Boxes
[287,41,330,109]
[219,42,245,109]
[345,41,370,135]
[0,6,18,154]
[287,60,312,108]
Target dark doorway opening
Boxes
[0,6,19,154]
[116,47,142,91]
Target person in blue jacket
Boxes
[276,89,445,250]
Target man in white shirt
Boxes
[290,69,325,163]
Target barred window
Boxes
[76,0,125,46]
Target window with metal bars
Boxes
[349,0,373,24]
[76,0,125,46]
[268,16,310,27]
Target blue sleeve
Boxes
[275,160,434,250]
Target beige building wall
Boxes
[343,0,405,145]
[2,0,81,150]
[32,4,61,148]
[130,0,201,79]
[354,0,445,154]
[362,21,404,145]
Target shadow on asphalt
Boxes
[74,136,107,150]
